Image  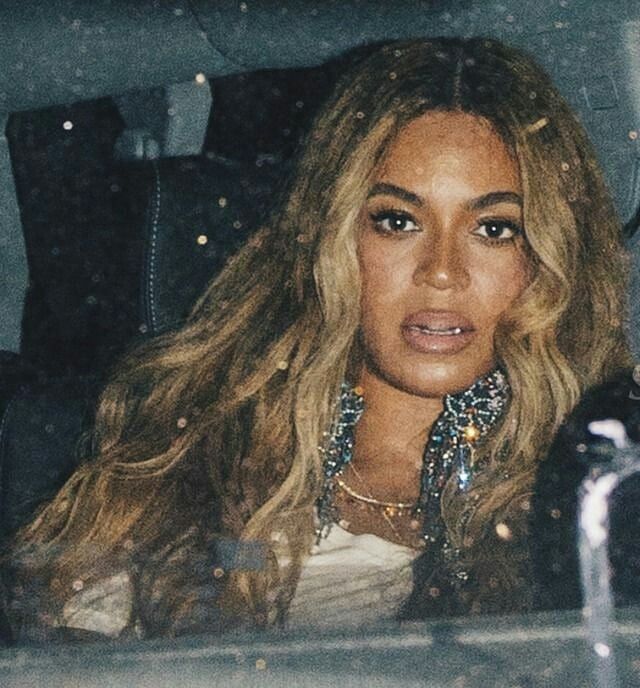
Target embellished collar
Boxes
[316,368,510,545]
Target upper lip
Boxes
[401,310,475,332]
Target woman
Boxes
[5,36,631,639]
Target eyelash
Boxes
[369,210,524,244]
[370,210,419,234]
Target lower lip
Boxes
[401,325,475,354]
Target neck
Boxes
[351,366,443,498]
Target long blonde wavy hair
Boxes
[11,37,631,630]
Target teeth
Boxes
[414,326,463,335]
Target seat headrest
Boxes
[126,155,283,337]
[20,155,283,376]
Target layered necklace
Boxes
[315,369,510,548]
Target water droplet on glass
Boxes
[495,522,512,540]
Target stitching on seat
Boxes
[0,393,21,524]
[146,160,162,335]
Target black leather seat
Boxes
[0,155,280,538]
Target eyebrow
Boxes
[367,182,423,207]
[466,191,523,210]
[367,183,522,211]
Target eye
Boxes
[370,211,419,234]
[473,219,522,242]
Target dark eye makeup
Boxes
[369,209,419,234]
[369,209,524,244]
[473,218,524,244]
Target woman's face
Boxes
[358,111,529,398]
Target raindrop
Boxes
[195,72,207,85]
[255,658,267,671]
[63,120,73,131]
[240,2,248,13]
[218,197,228,208]
[594,642,611,658]
[629,130,638,141]
[197,234,208,245]
[495,522,512,540]
[72,579,84,592]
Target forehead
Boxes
[375,111,521,197]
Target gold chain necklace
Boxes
[335,462,417,519]
[334,476,415,516]
[334,463,421,546]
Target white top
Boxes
[286,524,416,631]
[59,525,416,637]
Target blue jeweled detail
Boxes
[315,369,510,556]
[316,383,364,541]
[418,368,509,544]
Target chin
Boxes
[367,352,495,398]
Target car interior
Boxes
[1,1,640,685]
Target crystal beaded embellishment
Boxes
[316,370,510,549]
[316,383,364,541]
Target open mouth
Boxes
[401,311,475,354]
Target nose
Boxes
[412,229,469,291]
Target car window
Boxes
[1,2,640,686]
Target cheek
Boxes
[358,240,413,319]
[472,252,529,322]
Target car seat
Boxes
[0,154,280,539]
